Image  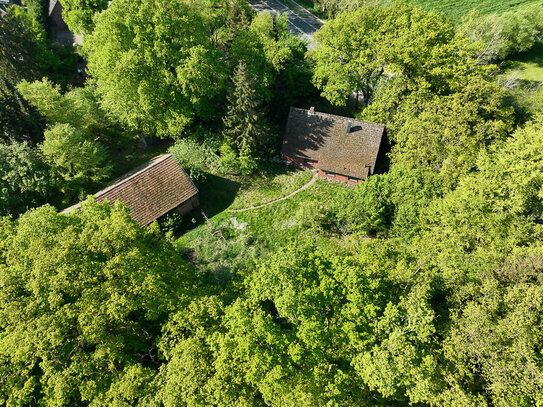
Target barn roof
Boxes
[61,154,198,226]
[282,107,385,179]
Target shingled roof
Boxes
[282,107,385,180]
[62,154,198,226]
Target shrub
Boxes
[168,138,220,181]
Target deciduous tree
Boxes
[84,0,229,138]
[40,123,111,203]
[0,199,193,405]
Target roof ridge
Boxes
[291,107,385,128]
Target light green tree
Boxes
[391,77,514,186]
[84,0,229,138]
[59,0,108,34]
[0,199,193,405]
[40,123,111,202]
[17,78,119,142]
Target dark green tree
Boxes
[0,76,45,145]
[0,141,52,217]
[0,7,40,83]
[222,61,270,174]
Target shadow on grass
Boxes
[176,172,241,235]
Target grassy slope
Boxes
[407,0,543,19]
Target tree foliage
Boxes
[59,0,109,34]
[0,76,45,145]
[460,6,543,63]
[310,2,482,109]
[0,141,52,217]
[40,123,112,203]
[0,7,41,83]
[84,0,230,138]
[0,200,193,405]
[222,61,271,174]
[17,78,120,143]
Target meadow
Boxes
[407,0,543,19]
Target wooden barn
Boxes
[62,154,199,226]
[282,107,385,184]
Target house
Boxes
[48,0,82,45]
[61,154,199,226]
[281,107,385,184]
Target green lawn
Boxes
[291,0,543,20]
[408,0,543,19]
[500,44,543,119]
[503,44,543,82]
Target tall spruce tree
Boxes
[222,61,270,174]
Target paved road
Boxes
[251,0,322,47]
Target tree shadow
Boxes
[373,130,391,175]
[176,173,241,235]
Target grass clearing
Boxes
[501,44,543,119]
[229,169,313,210]
[502,44,543,82]
[176,169,350,281]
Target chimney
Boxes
[308,106,315,116]
[346,120,352,134]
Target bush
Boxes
[157,211,184,239]
[168,138,221,181]
[332,167,442,238]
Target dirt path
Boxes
[228,171,318,213]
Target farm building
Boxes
[282,107,385,184]
[62,154,199,226]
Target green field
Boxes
[292,0,543,19]
[408,0,543,19]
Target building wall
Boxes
[175,195,200,216]
[317,169,360,185]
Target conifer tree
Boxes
[222,61,270,174]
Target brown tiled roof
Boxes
[282,107,385,179]
[61,154,198,226]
